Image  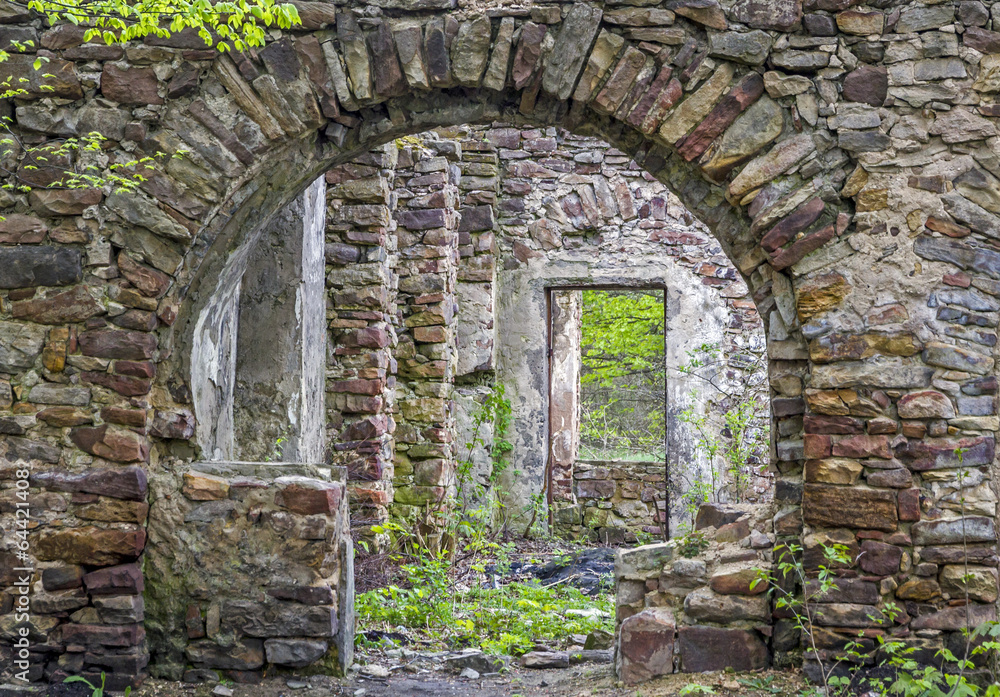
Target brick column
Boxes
[390,139,461,531]
[324,146,398,537]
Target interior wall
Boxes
[234,178,327,462]
[192,178,327,463]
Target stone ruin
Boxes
[0,0,998,687]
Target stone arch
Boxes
[2,0,995,687]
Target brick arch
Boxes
[160,27,847,407]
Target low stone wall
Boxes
[554,459,667,543]
[614,504,774,684]
[144,462,353,683]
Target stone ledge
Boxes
[188,460,346,483]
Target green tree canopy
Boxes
[22,0,299,51]
[579,290,666,460]
[580,289,665,388]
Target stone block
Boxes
[32,466,147,501]
[709,568,765,595]
[0,246,83,289]
[35,527,145,565]
[223,601,336,638]
[186,639,265,670]
[183,472,230,501]
[802,484,897,531]
[276,478,344,515]
[264,638,329,667]
[683,588,768,623]
[616,543,673,580]
[617,607,675,684]
[695,503,746,530]
[858,540,902,576]
[82,564,144,596]
[12,286,104,324]
[912,517,997,545]
[678,626,769,672]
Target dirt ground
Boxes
[132,666,809,697]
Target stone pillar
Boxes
[455,133,499,378]
[324,145,398,536]
[391,139,461,531]
[549,289,582,503]
[452,130,501,509]
[233,177,327,463]
[146,462,352,680]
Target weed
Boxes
[673,341,769,526]
[738,675,783,694]
[63,672,131,697]
[357,578,613,656]
[672,530,710,558]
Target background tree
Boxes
[579,289,666,461]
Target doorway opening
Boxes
[548,286,669,545]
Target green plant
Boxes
[673,341,769,525]
[753,542,854,696]
[753,529,1000,697]
[456,384,514,532]
[672,530,710,558]
[357,578,613,656]
[64,672,131,697]
[263,433,288,462]
[679,684,716,695]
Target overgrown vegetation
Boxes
[673,341,770,528]
[456,384,514,530]
[748,541,1000,697]
[358,564,613,656]
[579,289,666,462]
[357,386,614,656]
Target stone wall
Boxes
[319,126,764,536]
[145,463,352,682]
[1,0,1000,687]
[566,459,669,544]
[324,149,400,538]
[614,503,774,684]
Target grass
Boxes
[357,579,613,656]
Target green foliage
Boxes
[672,530,710,558]
[679,684,716,695]
[64,672,131,697]
[357,546,454,629]
[357,575,613,656]
[456,384,513,527]
[580,290,664,386]
[579,290,665,460]
[753,538,1000,697]
[674,341,768,525]
[29,0,299,52]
